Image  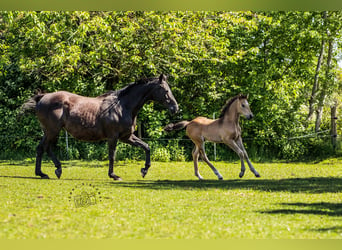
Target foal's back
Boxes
[186,117,223,143]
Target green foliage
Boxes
[1,11,342,161]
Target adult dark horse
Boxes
[22,74,178,180]
[164,94,260,180]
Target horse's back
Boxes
[36,91,102,132]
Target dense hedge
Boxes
[1,11,342,161]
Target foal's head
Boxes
[235,94,253,120]
[220,94,254,120]
[150,74,179,114]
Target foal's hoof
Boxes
[255,173,261,178]
[218,177,224,180]
[239,172,245,178]
[55,168,62,179]
[141,168,148,178]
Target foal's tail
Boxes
[164,121,190,132]
[19,94,45,116]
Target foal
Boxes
[164,94,260,180]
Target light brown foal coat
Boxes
[164,95,260,180]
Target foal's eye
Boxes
[242,104,245,108]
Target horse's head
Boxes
[151,74,179,114]
[237,94,253,120]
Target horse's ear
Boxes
[239,93,248,99]
[159,73,167,83]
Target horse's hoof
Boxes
[239,172,245,178]
[218,177,224,180]
[255,173,261,178]
[40,174,50,179]
[113,175,122,181]
[55,168,62,179]
[141,168,148,178]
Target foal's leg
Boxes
[224,139,248,178]
[192,145,203,180]
[108,138,121,180]
[198,144,223,180]
[121,134,151,178]
[35,135,49,179]
[236,137,260,177]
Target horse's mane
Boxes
[98,90,118,98]
[219,94,248,118]
[98,77,159,98]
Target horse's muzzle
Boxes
[169,104,179,114]
[246,114,254,120]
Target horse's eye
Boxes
[242,104,245,108]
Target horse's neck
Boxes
[223,101,240,125]
[120,83,155,117]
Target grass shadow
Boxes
[106,177,342,194]
[0,175,106,182]
[260,202,342,216]
[312,226,342,233]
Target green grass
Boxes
[1,159,342,239]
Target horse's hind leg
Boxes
[35,135,49,179]
[36,129,63,179]
[47,143,62,179]
[43,129,63,179]
[107,138,122,181]
[192,146,203,180]
[199,145,223,180]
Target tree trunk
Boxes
[315,38,333,132]
[331,103,338,152]
[308,38,325,120]
[308,11,327,120]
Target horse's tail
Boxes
[164,121,190,132]
[19,94,45,116]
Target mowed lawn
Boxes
[0,159,342,239]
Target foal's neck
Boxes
[223,100,240,124]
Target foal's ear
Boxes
[159,73,167,83]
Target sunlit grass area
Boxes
[1,159,342,239]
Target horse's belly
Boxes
[65,124,105,142]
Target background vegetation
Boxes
[1,11,342,161]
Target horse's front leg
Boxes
[236,137,260,178]
[121,134,151,178]
[108,138,122,181]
